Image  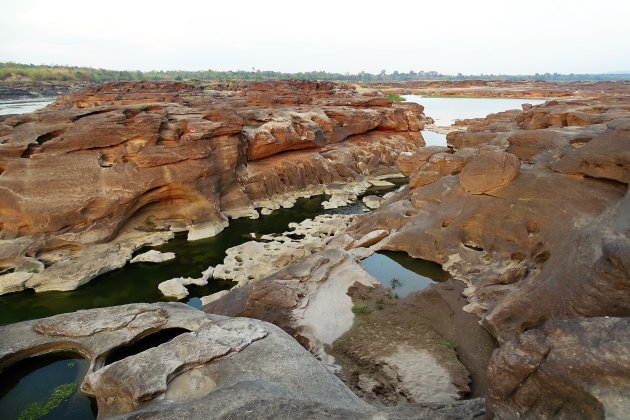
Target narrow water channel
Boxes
[0,181,405,326]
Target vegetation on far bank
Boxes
[1,62,629,83]
[385,93,406,101]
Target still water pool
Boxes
[0,352,96,420]
[361,250,449,297]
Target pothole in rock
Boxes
[331,252,497,406]
[361,251,448,298]
[103,328,191,366]
[0,351,97,420]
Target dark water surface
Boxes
[0,181,405,326]
[0,352,96,419]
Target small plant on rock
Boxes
[385,93,406,101]
[351,303,369,314]
[18,383,77,420]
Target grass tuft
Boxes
[385,93,406,101]
[351,303,370,314]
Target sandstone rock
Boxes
[130,250,175,263]
[341,93,630,415]
[0,271,34,295]
[212,214,356,286]
[368,179,395,187]
[204,249,378,364]
[459,151,520,194]
[362,195,382,209]
[158,265,215,299]
[487,317,630,419]
[158,279,190,299]
[0,80,424,292]
[0,303,377,418]
[200,290,230,306]
[396,146,450,176]
[447,131,499,149]
[551,126,630,183]
[353,229,389,248]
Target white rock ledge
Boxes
[130,250,176,264]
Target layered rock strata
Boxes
[0,80,425,294]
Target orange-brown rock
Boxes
[372,80,630,99]
[343,93,630,417]
[459,151,520,194]
[0,80,425,293]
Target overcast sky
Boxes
[1,0,628,75]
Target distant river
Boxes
[0,98,54,115]
[403,95,546,146]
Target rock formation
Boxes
[0,80,425,294]
[206,89,630,417]
[0,302,485,419]
[343,94,630,417]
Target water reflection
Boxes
[361,251,448,297]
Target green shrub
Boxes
[351,303,369,314]
[385,93,406,101]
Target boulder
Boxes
[459,151,520,194]
[130,250,175,263]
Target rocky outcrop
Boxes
[487,317,630,419]
[0,80,425,294]
[206,249,378,358]
[371,80,630,99]
[0,303,485,419]
[341,94,630,417]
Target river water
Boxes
[0,98,54,116]
[403,95,546,146]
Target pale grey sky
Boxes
[1,0,628,74]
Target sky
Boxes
[1,0,629,75]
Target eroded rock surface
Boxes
[343,93,630,417]
[0,80,426,293]
[0,303,485,419]
[487,317,630,420]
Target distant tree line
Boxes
[1,62,628,83]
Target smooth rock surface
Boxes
[130,250,175,263]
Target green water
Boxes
[361,250,449,297]
[0,352,96,419]
[0,181,405,326]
